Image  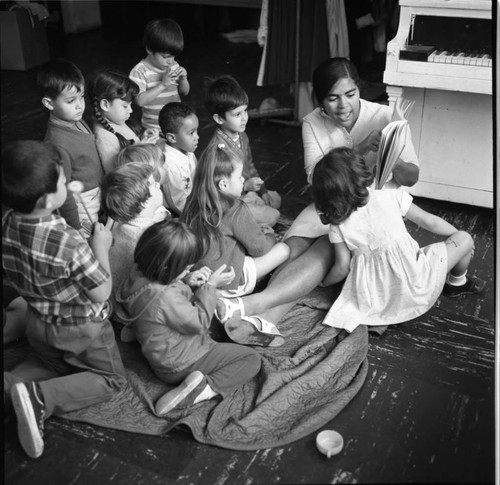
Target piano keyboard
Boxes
[427,50,492,66]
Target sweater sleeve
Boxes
[242,133,268,196]
[160,282,217,335]
[57,146,80,229]
[231,202,275,257]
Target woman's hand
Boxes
[355,130,381,155]
[208,264,235,288]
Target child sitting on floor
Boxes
[100,162,171,321]
[130,18,190,142]
[115,219,262,416]
[87,69,142,173]
[115,143,169,206]
[181,143,289,347]
[38,59,104,236]
[2,140,126,459]
[311,147,485,332]
[158,102,199,215]
[204,75,281,227]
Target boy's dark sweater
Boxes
[44,119,104,229]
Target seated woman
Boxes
[215,57,420,343]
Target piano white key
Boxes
[428,49,439,62]
[445,51,454,63]
[435,51,449,63]
[452,52,465,64]
[467,53,477,65]
[479,54,490,67]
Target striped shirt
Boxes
[129,58,182,131]
[2,211,110,326]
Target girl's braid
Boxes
[93,97,135,149]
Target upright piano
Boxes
[383,0,493,208]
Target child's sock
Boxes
[446,271,467,286]
[193,384,218,404]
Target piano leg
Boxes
[386,85,404,113]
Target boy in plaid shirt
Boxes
[2,140,126,459]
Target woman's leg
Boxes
[253,242,290,279]
[240,235,336,317]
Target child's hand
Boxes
[208,264,235,288]
[172,66,187,81]
[261,192,278,208]
[260,224,275,236]
[244,177,264,192]
[184,266,212,287]
[161,67,177,87]
[89,219,113,253]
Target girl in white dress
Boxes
[311,147,485,333]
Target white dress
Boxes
[323,189,447,332]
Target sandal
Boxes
[215,297,245,324]
[224,315,285,347]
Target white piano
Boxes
[383,0,493,208]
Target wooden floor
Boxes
[2,4,496,484]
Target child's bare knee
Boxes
[446,231,474,257]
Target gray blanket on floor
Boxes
[4,287,370,451]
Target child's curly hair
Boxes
[311,147,374,225]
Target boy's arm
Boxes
[241,134,268,196]
[175,66,190,96]
[134,83,168,108]
[85,221,113,302]
[322,241,351,286]
[405,203,457,236]
[130,65,168,108]
[56,147,80,229]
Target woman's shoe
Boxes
[224,315,285,347]
[215,297,245,324]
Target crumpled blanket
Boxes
[4,287,370,451]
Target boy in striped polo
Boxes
[130,18,190,143]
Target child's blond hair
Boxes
[116,143,164,181]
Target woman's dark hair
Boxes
[312,57,360,105]
[144,18,184,55]
[134,219,202,285]
[311,147,374,225]
[87,69,140,149]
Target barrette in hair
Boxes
[217,143,225,150]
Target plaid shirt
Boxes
[2,210,110,326]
